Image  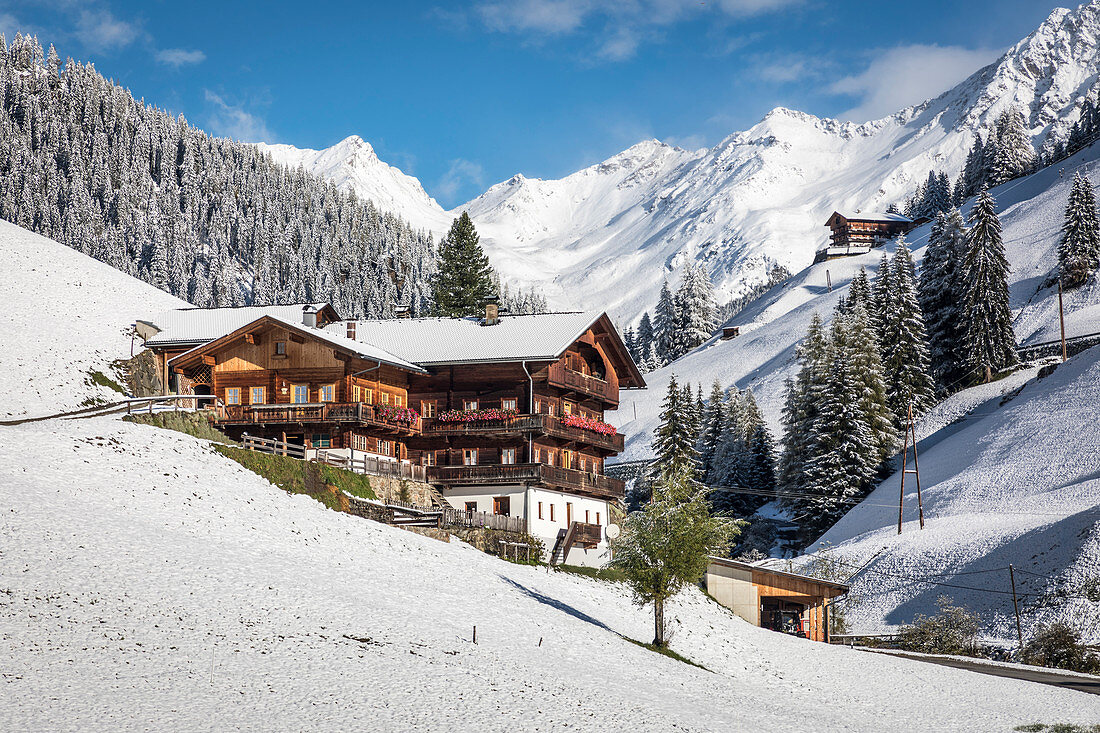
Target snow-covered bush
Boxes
[1023,623,1100,673]
[897,596,981,656]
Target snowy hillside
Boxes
[259,135,452,235]
[0,220,188,419]
[2,415,1097,730]
[612,142,1100,461]
[813,345,1100,644]
[278,3,1100,325]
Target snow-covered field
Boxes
[0,219,188,419]
[2,416,1098,731]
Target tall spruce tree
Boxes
[651,376,699,483]
[636,312,656,370]
[989,107,1036,186]
[963,189,1018,382]
[674,264,718,355]
[431,212,496,317]
[879,239,936,422]
[653,280,679,366]
[777,313,827,502]
[919,209,970,389]
[1058,172,1100,287]
[699,381,726,482]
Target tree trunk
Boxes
[653,596,665,647]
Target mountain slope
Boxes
[279,2,1100,326]
[259,135,452,234]
[612,141,1100,461]
[0,219,188,419]
[813,344,1100,643]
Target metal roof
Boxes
[327,311,606,365]
[141,303,332,346]
[169,314,426,374]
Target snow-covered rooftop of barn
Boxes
[140,303,331,346]
[329,311,605,365]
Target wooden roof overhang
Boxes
[708,556,850,597]
[586,312,646,389]
[168,315,427,376]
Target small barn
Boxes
[705,557,848,642]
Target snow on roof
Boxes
[836,211,912,223]
[328,311,606,365]
[169,314,426,374]
[140,303,332,346]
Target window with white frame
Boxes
[463,448,478,466]
[421,401,436,418]
[501,448,516,465]
[501,398,517,412]
[463,399,479,411]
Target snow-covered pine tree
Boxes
[653,280,679,366]
[879,239,936,422]
[1058,172,1100,288]
[962,135,987,197]
[845,302,897,465]
[699,381,726,482]
[651,375,700,483]
[870,251,893,336]
[777,313,827,504]
[636,312,656,370]
[674,264,717,356]
[847,267,872,312]
[918,209,970,389]
[989,107,1036,186]
[963,188,1018,382]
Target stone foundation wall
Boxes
[365,475,439,507]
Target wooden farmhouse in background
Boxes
[814,210,922,263]
[139,300,645,568]
[705,557,849,643]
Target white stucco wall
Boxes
[439,484,613,568]
[705,563,760,626]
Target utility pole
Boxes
[1058,278,1068,362]
[1009,564,1024,656]
[898,400,925,534]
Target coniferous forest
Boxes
[0,33,437,317]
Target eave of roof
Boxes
[707,556,850,592]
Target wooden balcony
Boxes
[216,402,421,434]
[422,414,624,453]
[571,521,603,548]
[426,463,624,500]
[547,363,616,405]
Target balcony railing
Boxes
[426,463,625,500]
[547,364,616,403]
[423,414,624,453]
[217,402,421,434]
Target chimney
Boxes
[482,296,500,326]
[302,304,319,329]
[394,305,411,319]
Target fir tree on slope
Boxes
[698,381,726,481]
[653,281,679,366]
[1058,172,1100,288]
[636,312,657,371]
[963,188,1019,382]
[989,107,1037,186]
[674,263,718,356]
[777,313,827,503]
[431,212,496,317]
[918,209,971,389]
[650,375,700,484]
[878,239,936,422]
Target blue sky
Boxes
[0,0,1061,207]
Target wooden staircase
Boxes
[549,521,604,567]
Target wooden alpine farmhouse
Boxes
[139,300,645,567]
[814,210,919,262]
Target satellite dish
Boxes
[605,523,621,540]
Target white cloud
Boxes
[831,44,1002,122]
[755,54,811,83]
[156,48,206,67]
[74,8,138,52]
[477,0,590,34]
[204,91,275,143]
[434,158,486,203]
[471,0,797,61]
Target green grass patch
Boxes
[554,564,628,583]
[212,445,376,510]
[124,411,237,444]
[87,369,126,395]
[1015,725,1100,733]
[623,637,709,671]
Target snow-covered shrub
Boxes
[1023,623,1100,673]
[897,596,981,656]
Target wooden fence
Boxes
[316,449,426,482]
[440,506,526,534]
